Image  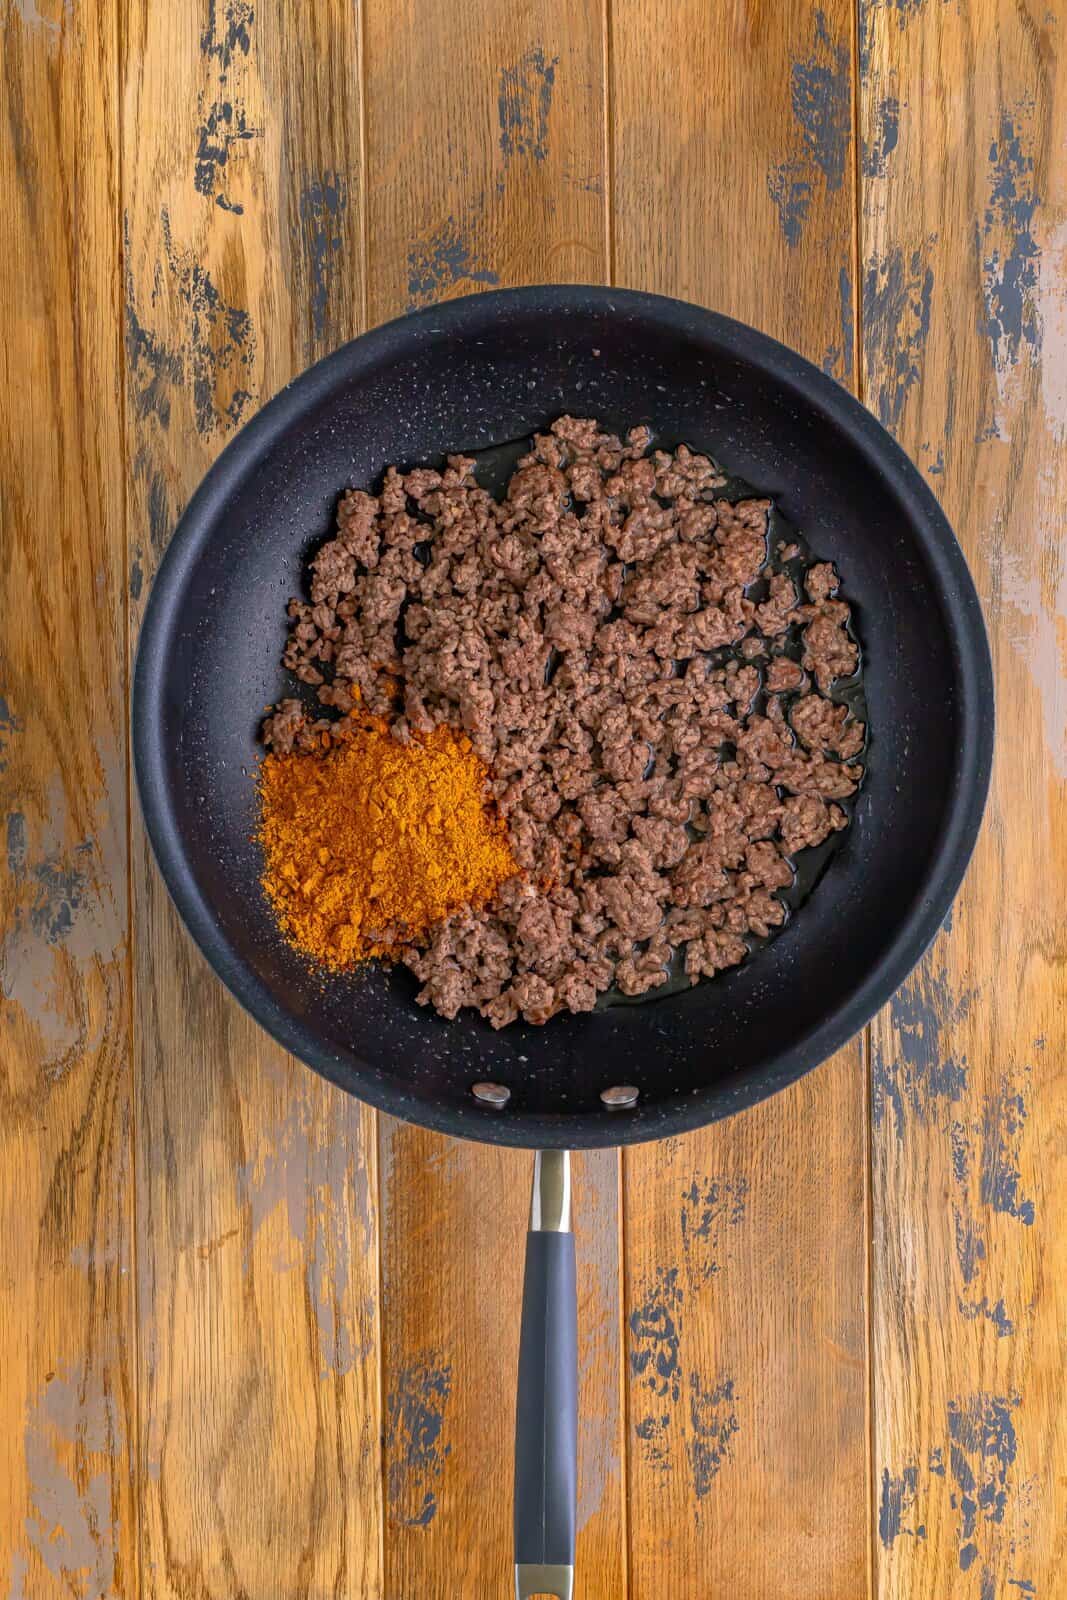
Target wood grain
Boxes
[5,1,1067,1595]
[0,2,136,1595]
[121,1,381,1594]
[364,0,607,328]
[861,2,1067,1595]
[612,3,870,1595]
[361,1,625,1593]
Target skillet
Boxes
[133,285,994,1597]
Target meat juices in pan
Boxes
[264,416,866,1028]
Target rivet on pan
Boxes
[601,1084,640,1109]
[472,1081,510,1107]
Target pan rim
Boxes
[132,284,994,1149]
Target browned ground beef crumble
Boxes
[264,416,865,1027]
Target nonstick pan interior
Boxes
[133,286,993,1148]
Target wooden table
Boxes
[2,1,1064,1594]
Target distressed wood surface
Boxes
[862,2,1067,1597]
[122,0,381,1595]
[612,4,869,1597]
[2,0,1066,1596]
[0,2,136,1596]
[363,3,625,1593]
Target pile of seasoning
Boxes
[257,710,518,969]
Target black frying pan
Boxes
[133,286,993,1598]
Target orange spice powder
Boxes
[257,714,519,970]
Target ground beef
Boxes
[764,657,807,694]
[789,692,865,759]
[264,417,866,1026]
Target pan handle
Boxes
[514,1149,577,1600]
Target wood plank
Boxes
[0,3,136,1595]
[862,3,1067,1595]
[365,0,607,328]
[611,3,870,1595]
[378,1129,623,1598]
[121,2,381,1594]
[361,3,624,1593]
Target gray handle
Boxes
[514,1151,577,1600]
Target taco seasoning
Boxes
[257,710,519,969]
